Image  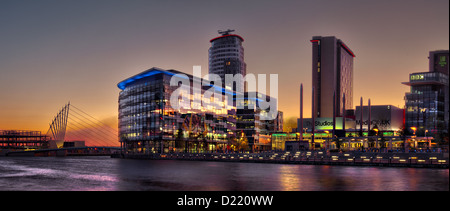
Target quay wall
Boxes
[112,151,449,169]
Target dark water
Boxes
[0,156,448,191]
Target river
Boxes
[0,156,448,191]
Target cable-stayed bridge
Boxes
[46,102,119,148]
[1,103,119,156]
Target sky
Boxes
[0,0,449,137]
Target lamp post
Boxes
[373,128,379,149]
[303,127,308,150]
[411,127,417,149]
[325,131,330,150]
[411,127,417,135]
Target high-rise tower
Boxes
[209,30,246,93]
[403,50,449,135]
[311,36,355,118]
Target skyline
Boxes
[1,0,449,135]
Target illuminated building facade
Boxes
[354,105,405,132]
[294,105,405,150]
[0,130,49,150]
[209,30,246,93]
[236,92,283,151]
[403,50,449,136]
[118,67,237,153]
[311,36,355,118]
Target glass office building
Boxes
[403,72,448,135]
[403,50,449,137]
[117,67,237,154]
[236,92,283,151]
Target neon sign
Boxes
[439,56,447,67]
[410,74,424,81]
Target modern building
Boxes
[298,117,355,132]
[429,50,449,132]
[209,30,246,93]
[294,105,405,150]
[236,92,283,151]
[311,36,355,118]
[271,133,308,151]
[0,130,49,150]
[354,105,405,133]
[403,50,449,136]
[117,67,237,154]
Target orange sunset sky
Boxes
[1,0,448,137]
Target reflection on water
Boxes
[0,157,448,191]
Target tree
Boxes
[334,136,341,150]
[283,116,298,132]
[237,134,249,152]
[227,135,237,152]
[174,127,185,152]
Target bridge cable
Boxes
[70,105,118,133]
[66,122,113,146]
[69,110,117,140]
[67,116,116,146]
[66,125,106,146]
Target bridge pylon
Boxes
[47,102,70,148]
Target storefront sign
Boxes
[303,118,343,130]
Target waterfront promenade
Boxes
[113,150,449,169]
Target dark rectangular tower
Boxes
[311,36,355,118]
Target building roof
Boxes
[210,34,244,43]
[310,36,356,57]
[402,72,449,86]
[117,67,240,96]
[117,67,174,90]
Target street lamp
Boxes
[373,128,379,149]
[410,127,417,135]
[373,128,379,136]
[410,126,417,150]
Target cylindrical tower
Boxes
[209,30,246,92]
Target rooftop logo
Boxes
[169,66,279,120]
[439,56,447,67]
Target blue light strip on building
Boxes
[117,68,238,97]
[117,70,167,90]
